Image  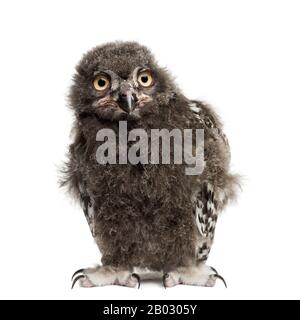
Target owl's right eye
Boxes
[93,75,110,91]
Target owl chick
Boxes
[62,42,239,289]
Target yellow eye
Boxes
[137,71,153,87]
[93,75,110,91]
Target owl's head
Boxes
[70,42,178,122]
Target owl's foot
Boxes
[71,266,140,289]
[162,264,227,288]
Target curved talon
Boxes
[71,274,85,289]
[131,273,141,289]
[210,266,219,275]
[162,273,169,289]
[71,268,84,281]
[214,274,227,288]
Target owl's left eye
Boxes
[137,70,154,87]
[93,75,110,91]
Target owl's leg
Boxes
[71,266,140,289]
[163,263,226,288]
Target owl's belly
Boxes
[90,165,198,270]
[95,206,198,270]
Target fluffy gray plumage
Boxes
[62,41,239,288]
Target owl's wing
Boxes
[188,100,236,262]
[78,181,96,237]
[60,129,96,237]
[188,100,230,158]
[193,182,219,262]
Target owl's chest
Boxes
[81,121,198,204]
[87,160,191,198]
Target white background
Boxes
[0,0,299,300]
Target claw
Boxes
[71,274,85,289]
[210,266,219,274]
[162,273,169,289]
[214,273,227,288]
[131,273,141,289]
[71,268,84,281]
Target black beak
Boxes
[118,92,137,113]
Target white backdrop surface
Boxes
[0,0,299,299]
